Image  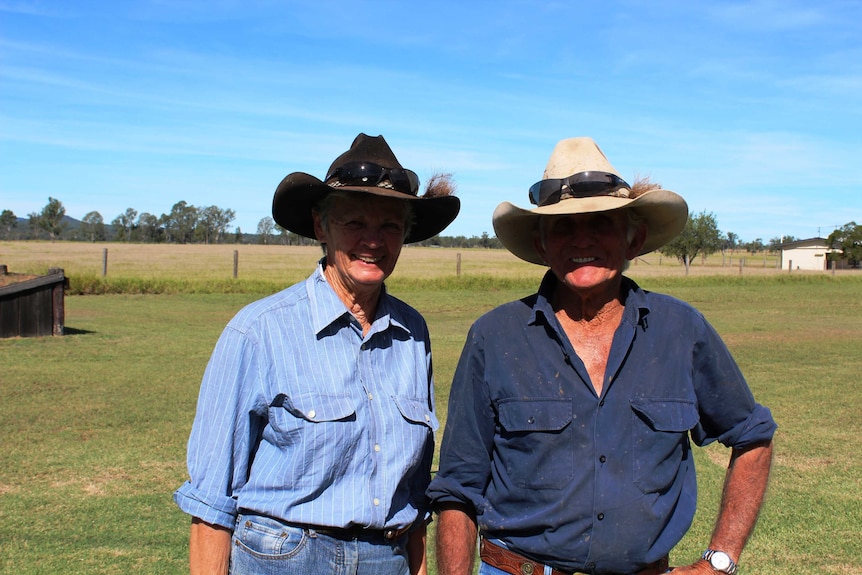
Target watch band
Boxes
[702,549,738,574]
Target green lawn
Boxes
[1,263,861,574]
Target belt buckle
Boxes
[519,562,535,575]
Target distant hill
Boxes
[16,215,82,229]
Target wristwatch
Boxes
[702,549,738,574]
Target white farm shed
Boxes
[778,238,833,271]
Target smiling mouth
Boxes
[355,255,383,264]
[570,257,598,264]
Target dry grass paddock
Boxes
[0,240,822,286]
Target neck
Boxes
[323,265,381,334]
[551,280,625,324]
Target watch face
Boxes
[711,552,732,570]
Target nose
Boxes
[360,225,385,246]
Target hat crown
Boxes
[328,133,405,175]
[542,137,622,180]
[272,133,460,243]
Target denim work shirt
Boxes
[427,272,776,575]
[174,263,438,532]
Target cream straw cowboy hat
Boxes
[492,137,688,265]
[273,133,460,244]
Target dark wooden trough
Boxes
[0,265,68,338]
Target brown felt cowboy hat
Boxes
[273,133,460,244]
[492,137,689,265]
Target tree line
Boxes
[2,197,860,266]
[1,198,238,244]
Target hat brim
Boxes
[492,189,689,265]
[273,172,460,244]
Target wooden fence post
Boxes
[48,268,65,336]
[233,250,239,279]
[102,248,108,277]
[456,253,461,277]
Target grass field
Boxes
[1,242,861,574]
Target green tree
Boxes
[198,205,236,244]
[828,221,862,266]
[112,208,138,242]
[81,211,106,242]
[257,217,275,245]
[39,198,67,241]
[660,210,723,271]
[724,231,738,252]
[37,197,67,241]
[0,209,17,240]
[137,212,162,243]
[162,201,198,244]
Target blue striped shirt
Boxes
[174,263,438,531]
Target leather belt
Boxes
[305,524,411,542]
[480,538,669,575]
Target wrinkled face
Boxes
[313,193,408,294]
[534,210,645,298]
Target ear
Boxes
[312,211,327,243]
[626,223,648,259]
[532,229,549,265]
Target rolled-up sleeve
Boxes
[173,325,266,529]
[427,326,496,511]
[689,317,777,449]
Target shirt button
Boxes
[597,513,604,520]
[367,393,374,400]
[374,444,381,452]
[424,414,431,422]
[527,417,535,424]
[599,455,607,463]
[307,410,316,419]
[373,498,380,506]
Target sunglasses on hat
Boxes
[529,171,630,206]
[326,161,420,196]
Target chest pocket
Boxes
[393,396,439,432]
[267,393,357,447]
[497,398,573,490]
[631,398,699,494]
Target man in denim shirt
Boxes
[427,137,776,575]
[175,134,460,575]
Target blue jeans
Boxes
[230,513,410,575]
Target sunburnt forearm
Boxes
[189,517,232,575]
[708,440,774,559]
[435,506,478,575]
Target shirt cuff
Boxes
[173,481,237,530]
[719,404,777,448]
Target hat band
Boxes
[325,161,419,196]
[528,171,631,206]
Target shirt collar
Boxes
[529,271,651,329]
[306,260,409,338]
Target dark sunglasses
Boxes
[528,171,630,206]
[325,161,420,196]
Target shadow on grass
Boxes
[63,326,96,335]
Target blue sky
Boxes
[2,0,860,242]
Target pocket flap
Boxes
[498,398,572,433]
[393,396,439,431]
[283,393,356,422]
[631,398,698,432]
